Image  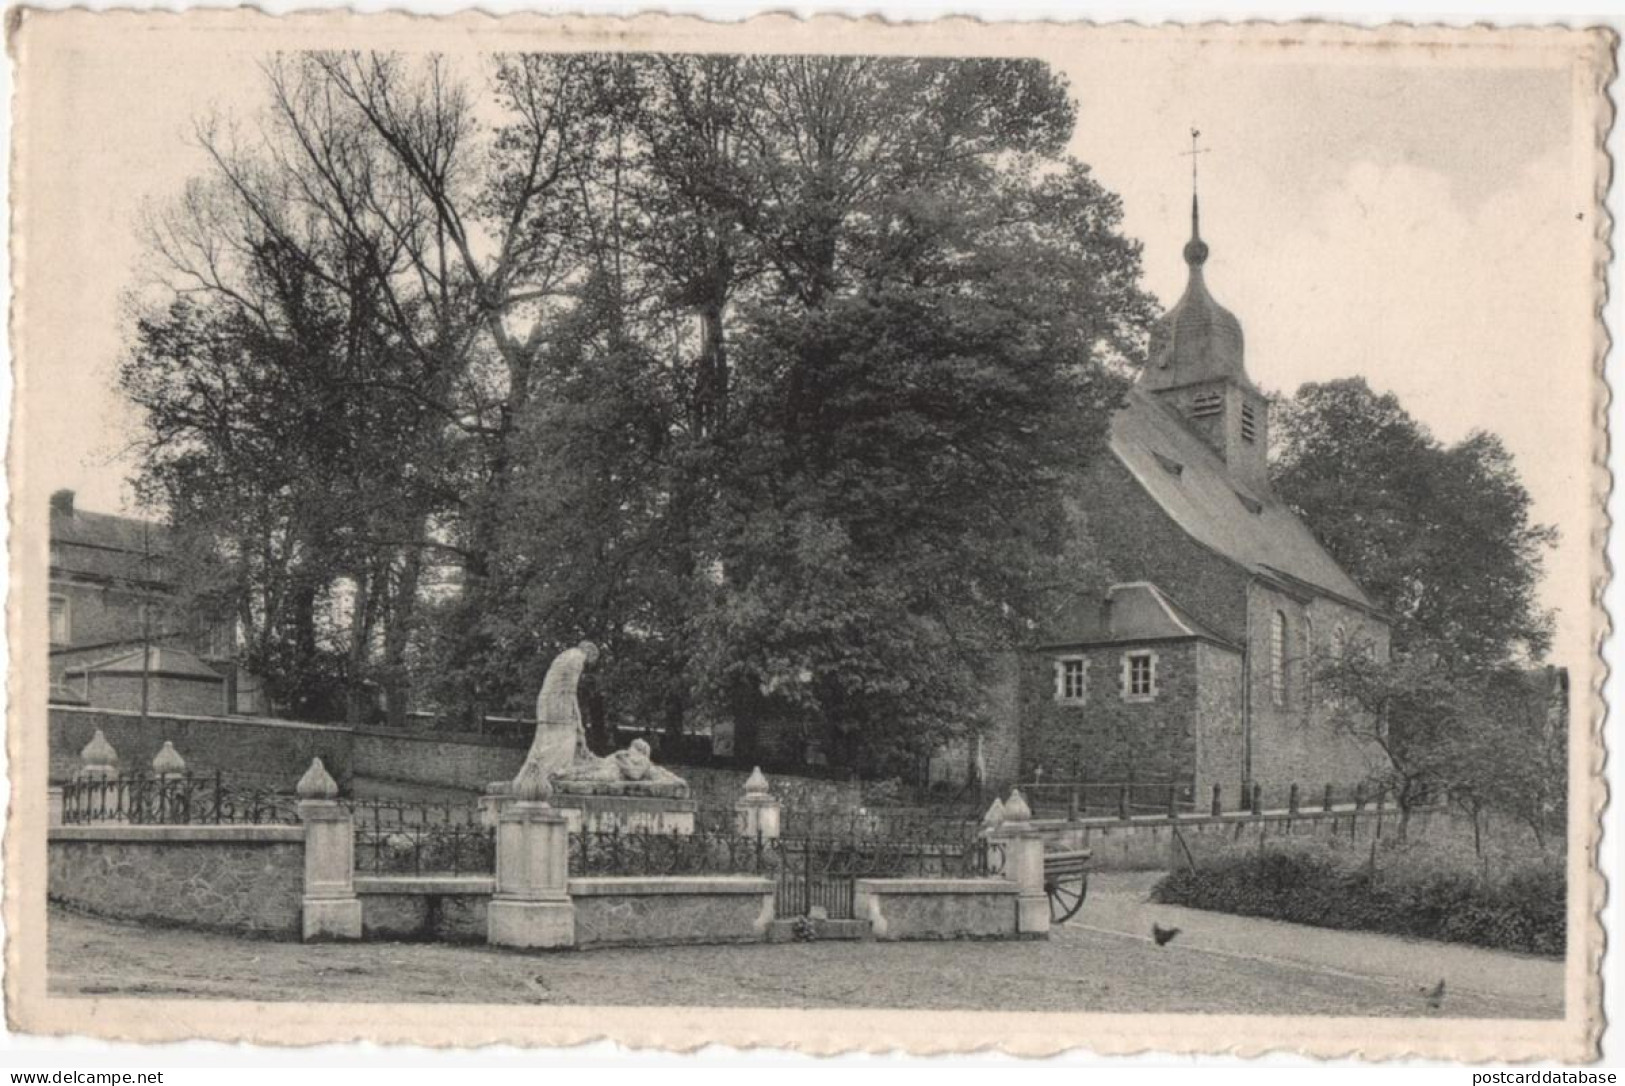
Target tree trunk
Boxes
[381,543,424,729]
[344,568,374,724]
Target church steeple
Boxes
[1141,132,1270,493]
[1184,192,1209,268]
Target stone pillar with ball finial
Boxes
[151,740,188,822]
[991,787,1050,937]
[487,755,575,949]
[151,741,186,779]
[296,757,362,941]
[734,767,782,839]
[78,729,119,781]
[73,729,120,823]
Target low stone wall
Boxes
[351,728,525,793]
[1028,804,1442,871]
[48,825,305,937]
[354,876,492,942]
[50,705,353,788]
[853,878,1020,940]
[569,877,776,948]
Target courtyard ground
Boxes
[47,873,1563,1018]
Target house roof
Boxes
[1041,582,1239,651]
[64,645,224,682]
[51,505,171,556]
[1110,388,1373,608]
[48,678,88,705]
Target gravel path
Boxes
[47,874,1563,1018]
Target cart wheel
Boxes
[1045,873,1089,924]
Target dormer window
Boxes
[1240,402,1258,443]
[1152,451,1184,478]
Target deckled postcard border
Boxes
[2,9,1614,1062]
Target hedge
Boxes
[1152,846,1564,957]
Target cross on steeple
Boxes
[1179,128,1211,266]
[1181,127,1210,196]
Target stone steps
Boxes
[766,917,873,942]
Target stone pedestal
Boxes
[488,799,575,949]
[297,758,362,941]
[482,781,696,835]
[992,788,1050,937]
[734,767,782,839]
[299,800,363,940]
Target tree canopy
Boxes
[1271,377,1555,670]
[122,52,1154,771]
[1275,378,1562,837]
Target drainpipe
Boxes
[1241,641,1252,789]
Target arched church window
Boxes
[1270,610,1287,706]
[1332,623,1348,657]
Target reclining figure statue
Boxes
[521,640,688,798]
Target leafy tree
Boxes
[1314,643,1462,839]
[127,52,1155,770]
[1272,377,1556,669]
[122,246,446,721]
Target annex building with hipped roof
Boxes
[48,488,249,716]
[1007,192,1392,802]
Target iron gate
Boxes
[772,835,1001,919]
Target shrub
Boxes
[1153,840,1563,957]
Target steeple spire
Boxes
[1142,127,1269,492]
[1182,127,1210,267]
[1145,126,1245,389]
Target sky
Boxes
[14,22,1603,670]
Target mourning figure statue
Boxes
[524,641,687,797]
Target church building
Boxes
[1007,193,1391,804]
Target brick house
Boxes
[48,489,243,715]
[1011,196,1391,801]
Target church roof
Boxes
[1110,388,1374,608]
[1041,582,1238,650]
[1141,195,1251,392]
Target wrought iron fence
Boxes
[568,824,1004,920]
[61,773,300,825]
[344,797,486,829]
[354,822,497,876]
[571,828,777,878]
[347,797,494,876]
[780,807,987,841]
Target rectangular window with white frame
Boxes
[1054,656,1087,704]
[1122,650,1158,701]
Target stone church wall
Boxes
[1243,583,1387,801]
[1192,641,1246,799]
[1019,641,1200,788]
